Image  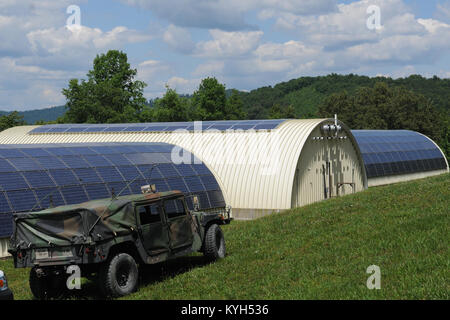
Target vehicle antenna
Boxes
[87,164,158,236]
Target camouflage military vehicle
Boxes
[9,189,231,299]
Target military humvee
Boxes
[8,188,231,299]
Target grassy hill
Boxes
[1,173,448,300]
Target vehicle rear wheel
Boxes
[29,268,66,300]
[203,224,226,261]
[99,253,139,298]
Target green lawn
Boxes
[1,173,449,300]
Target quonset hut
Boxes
[0,142,226,257]
[352,130,449,187]
[0,119,368,222]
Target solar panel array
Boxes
[352,130,448,178]
[29,119,287,134]
[0,142,225,238]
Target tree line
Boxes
[0,50,448,157]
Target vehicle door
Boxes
[136,202,170,255]
[162,197,193,250]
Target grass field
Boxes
[1,173,448,300]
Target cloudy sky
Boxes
[0,0,449,111]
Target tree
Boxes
[269,104,296,119]
[192,77,227,120]
[0,111,25,131]
[62,50,147,123]
[224,89,247,120]
[318,82,445,148]
[152,86,189,122]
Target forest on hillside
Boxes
[239,73,450,119]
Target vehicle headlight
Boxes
[0,270,8,291]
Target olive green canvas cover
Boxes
[10,192,179,249]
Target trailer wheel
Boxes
[29,268,66,300]
[203,224,226,261]
[99,253,139,298]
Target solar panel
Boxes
[96,167,124,183]
[35,188,65,208]
[117,166,143,180]
[35,157,68,170]
[0,172,29,190]
[352,130,448,178]
[167,178,189,193]
[183,176,205,192]
[84,184,111,200]
[49,169,80,185]
[61,186,89,204]
[0,149,26,158]
[0,159,16,172]
[104,154,133,166]
[73,168,102,183]
[8,190,37,212]
[29,120,287,134]
[23,171,55,188]
[60,156,91,169]
[104,127,127,132]
[46,127,68,133]
[0,213,13,238]
[45,147,76,156]
[0,142,226,238]
[83,155,110,167]
[0,193,11,214]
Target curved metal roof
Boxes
[352,130,449,178]
[0,142,225,238]
[29,119,287,134]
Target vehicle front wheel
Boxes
[99,253,139,298]
[203,224,226,261]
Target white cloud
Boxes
[417,18,450,33]
[137,59,173,83]
[195,30,263,58]
[0,57,78,110]
[27,25,151,57]
[167,76,200,94]
[436,1,450,22]
[0,1,153,110]
[120,0,254,31]
[163,25,195,54]
[193,61,225,77]
[120,0,338,31]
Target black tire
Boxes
[99,253,139,298]
[29,268,66,300]
[203,224,226,261]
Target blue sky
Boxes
[0,0,449,111]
